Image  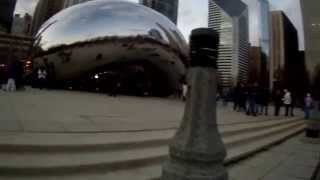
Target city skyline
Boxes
[14,0,304,49]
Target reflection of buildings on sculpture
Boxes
[148,29,163,41]
[0,0,17,33]
[208,0,249,91]
[11,13,32,36]
[301,0,320,97]
[0,33,32,83]
[32,1,187,96]
[31,0,65,35]
[139,0,179,25]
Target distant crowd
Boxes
[1,57,57,92]
[1,61,317,120]
[217,84,316,120]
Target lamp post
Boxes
[161,28,228,180]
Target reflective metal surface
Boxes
[32,0,188,94]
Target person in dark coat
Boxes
[273,89,283,116]
[233,84,241,111]
[238,85,247,112]
[47,62,56,89]
[260,88,270,115]
[289,92,296,116]
[247,84,258,116]
[6,60,20,92]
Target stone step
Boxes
[0,120,305,176]
[0,145,169,175]
[224,120,305,148]
[0,164,163,180]
[225,124,306,163]
[0,123,306,179]
[0,118,301,153]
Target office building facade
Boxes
[0,0,17,33]
[270,11,303,95]
[301,0,320,98]
[208,0,249,91]
[139,0,179,24]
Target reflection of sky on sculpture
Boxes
[36,0,185,51]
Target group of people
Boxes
[36,67,48,89]
[2,60,23,92]
[231,84,270,116]
[228,84,316,119]
[2,64,51,92]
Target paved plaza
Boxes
[0,88,311,180]
[0,88,303,133]
[228,134,320,180]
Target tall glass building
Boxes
[208,0,249,91]
[139,0,179,25]
[241,0,270,88]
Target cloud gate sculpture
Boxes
[32,0,188,96]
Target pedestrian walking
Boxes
[182,82,188,101]
[233,84,241,111]
[273,89,283,116]
[47,62,56,89]
[304,93,314,119]
[222,89,229,107]
[282,89,292,116]
[247,84,258,116]
[37,67,47,89]
[238,86,247,112]
[6,78,16,92]
[259,88,269,116]
[290,92,296,116]
[6,60,18,92]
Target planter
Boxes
[306,128,320,138]
[306,120,320,138]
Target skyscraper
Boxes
[63,0,93,9]
[0,0,17,33]
[31,0,65,35]
[270,11,300,92]
[208,0,249,90]
[139,0,179,24]
[301,0,320,97]
[241,0,270,88]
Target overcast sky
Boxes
[14,0,304,49]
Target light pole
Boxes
[161,28,228,180]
